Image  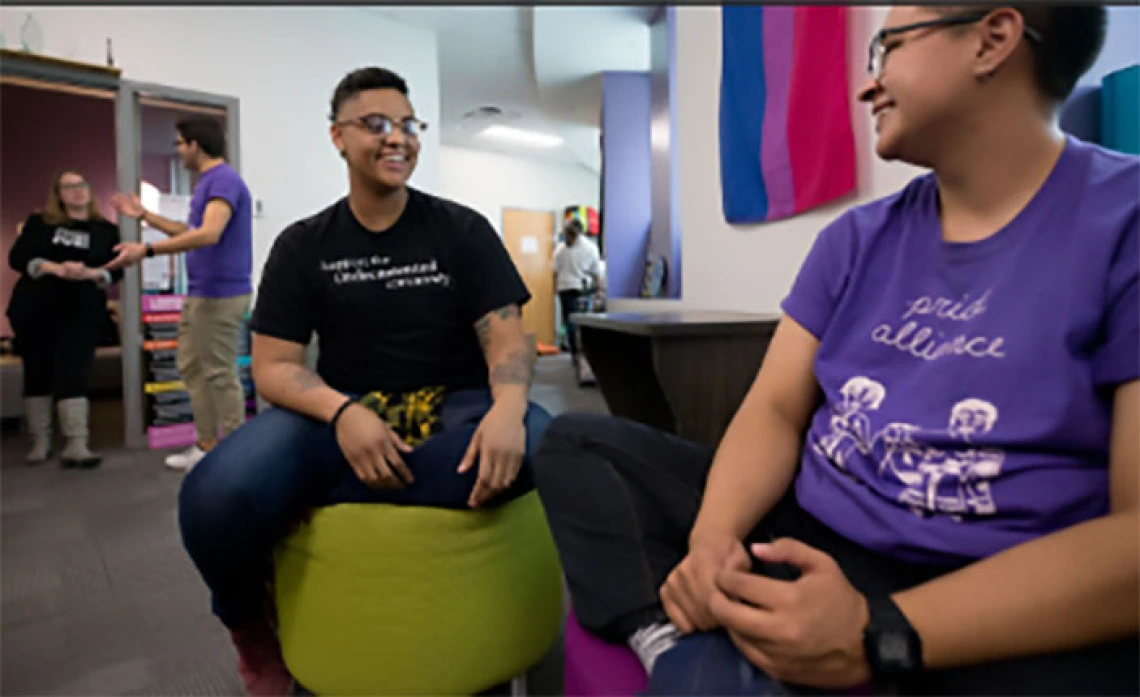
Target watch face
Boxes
[865,597,922,677]
[872,629,919,673]
[878,632,914,664]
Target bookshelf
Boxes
[141,294,255,450]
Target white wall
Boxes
[1084,7,1140,86]
[0,7,441,290]
[438,145,599,233]
[612,6,923,314]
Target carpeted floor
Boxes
[1,355,607,696]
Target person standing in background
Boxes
[552,218,602,364]
[6,170,123,469]
[109,115,253,472]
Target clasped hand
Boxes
[44,261,99,282]
[661,536,873,689]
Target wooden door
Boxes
[501,208,556,345]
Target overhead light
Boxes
[479,125,563,149]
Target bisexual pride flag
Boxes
[719,6,856,224]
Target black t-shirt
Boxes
[6,213,121,330]
[251,188,531,394]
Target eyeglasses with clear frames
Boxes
[335,113,428,139]
[867,12,1043,79]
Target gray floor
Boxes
[1,355,607,696]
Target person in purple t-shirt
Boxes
[533,4,1137,694]
[108,115,253,472]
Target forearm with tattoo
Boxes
[474,305,517,349]
[491,348,534,386]
[284,363,327,393]
[475,304,535,392]
[255,360,350,423]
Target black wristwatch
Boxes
[863,595,923,680]
[144,243,155,258]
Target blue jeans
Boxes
[178,387,552,628]
[645,631,792,696]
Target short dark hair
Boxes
[939,5,1107,102]
[564,218,584,235]
[329,67,409,122]
[176,115,227,158]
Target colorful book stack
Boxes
[142,294,257,450]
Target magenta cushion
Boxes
[564,611,648,696]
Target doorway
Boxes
[116,80,241,450]
[0,73,126,450]
[0,49,242,453]
[501,208,556,346]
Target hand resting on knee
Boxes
[334,402,415,489]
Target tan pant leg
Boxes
[199,294,251,438]
[178,297,217,445]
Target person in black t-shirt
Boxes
[177,67,552,695]
[6,170,123,469]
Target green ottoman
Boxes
[274,492,564,695]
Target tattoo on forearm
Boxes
[474,304,521,349]
[495,305,519,321]
[474,316,492,349]
[490,348,534,386]
[475,304,530,385]
[286,365,326,393]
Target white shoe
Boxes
[165,444,206,471]
[628,622,680,674]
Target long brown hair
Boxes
[41,169,106,226]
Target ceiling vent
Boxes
[463,105,504,120]
[458,105,521,130]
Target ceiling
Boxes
[376,6,655,173]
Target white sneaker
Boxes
[628,622,680,674]
[165,445,206,471]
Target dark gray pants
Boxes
[558,289,584,356]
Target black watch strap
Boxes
[863,595,923,679]
[144,242,155,258]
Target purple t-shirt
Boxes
[783,137,1138,565]
[186,162,253,298]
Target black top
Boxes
[251,188,530,394]
[6,212,122,330]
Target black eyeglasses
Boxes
[335,113,428,139]
[868,12,1043,78]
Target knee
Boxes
[532,413,613,480]
[646,632,768,696]
[537,413,611,451]
[524,402,553,453]
[178,409,312,547]
[204,365,238,385]
[178,450,257,551]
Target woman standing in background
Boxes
[6,170,122,468]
